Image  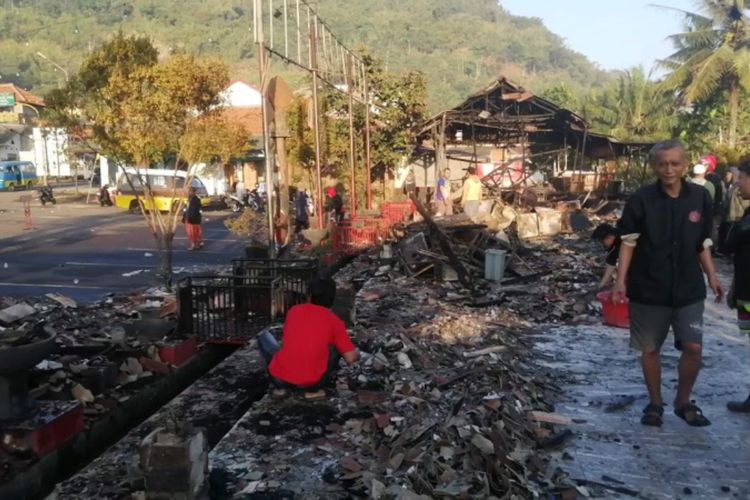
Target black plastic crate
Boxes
[231,258,318,306]
[177,275,285,342]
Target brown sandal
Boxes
[674,403,711,427]
[640,403,663,427]
[727,397,750,413]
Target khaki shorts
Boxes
[629,301,704,352]
[433,199,453,216]
[738,300,750,337]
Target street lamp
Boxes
[19,103,50,185]
[35,52,69,83]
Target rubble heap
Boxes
[0,290,186,410]
[210,254,583,498]
[0,290,191,482]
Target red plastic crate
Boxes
[5,401,86,457]
[159,337,198,366]
[332,220,388,255]
[381,201,414,226]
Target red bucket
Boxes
[596,291,630,329]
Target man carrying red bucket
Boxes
[613,140,723,428]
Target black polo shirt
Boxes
[730,207,750,302]
[617,180,713,307]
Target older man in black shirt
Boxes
[613,140,723,428]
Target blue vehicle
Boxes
[0,161,38,190]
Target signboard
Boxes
[0,111,19,123]
[0,92,16,107]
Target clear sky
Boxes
[500,0,698,74]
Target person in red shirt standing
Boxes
[258,276,359,396]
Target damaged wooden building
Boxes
[407,77,653,197]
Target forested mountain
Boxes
[0,0,611,110]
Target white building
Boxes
[0,84,74,179]
[219,80,262,108]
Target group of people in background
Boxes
[293,186,343,235]
[403,166,484,217]
[592,141,750,426]
[685,154,750,256]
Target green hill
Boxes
[0,0,611,111]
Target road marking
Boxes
[173,237,243,242]
[0,281,110,290]
[64,261,158,269]
[125,247,241,255]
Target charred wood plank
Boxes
[409,195,472,289]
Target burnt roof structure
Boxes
[420,77,653,162]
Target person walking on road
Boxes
[726,161,750,412]
[613,140,723,428]
[184,187,203,250]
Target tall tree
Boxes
[285,52,427,206]
[362,52,427,191]
[657,0,750,147]
[45,34,248,288]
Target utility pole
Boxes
[310,28,324,229]
[346,54,356,218]
[254,0,276,255]
[364,71,372,210]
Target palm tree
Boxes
[657,1,750,147]
[583,66,675,142]
[612,66,676,140]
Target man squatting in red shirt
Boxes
[257,276,359,396]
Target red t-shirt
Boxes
[269,303,355,386]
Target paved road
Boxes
[0,190,246,303]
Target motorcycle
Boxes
[246,189,265,212]
[39,186,56,206]
[224,189,265,213]
[224,192,247,213]
[98,185,114,207]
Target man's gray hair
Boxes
[648,140,686,164]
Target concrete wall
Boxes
[26,128,71,178]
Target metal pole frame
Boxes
[364,71,372,209]
[310,28,324,230]
[346,53,357,218]
[254,0,277,255]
